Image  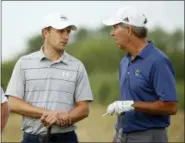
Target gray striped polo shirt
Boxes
[6,48,94,135]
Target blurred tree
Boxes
[2,26,184,109]
[73,28,89,41]
[26,35,43,54]
[1,61,17,90]
[168,29,184,52]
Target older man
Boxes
[6,13,93,143]
[102,6,178,142]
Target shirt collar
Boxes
[138,41,153,59]
[127,41,153,60]
[38,46,68,65]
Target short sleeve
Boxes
[1,87,7,103]
[151,58,178,101]
[74,63,94,102]
[5,58,25,99]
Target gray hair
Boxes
[121,23,148,38]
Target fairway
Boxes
[2,104,184,142]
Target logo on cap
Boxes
[60,14,68,21]
[123,17,129,22]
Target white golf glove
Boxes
[106,100,135,115]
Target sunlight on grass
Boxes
[2,104,184,142]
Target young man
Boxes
[6,13,93,143]
[102,6,178,142]
[1,87,9,131]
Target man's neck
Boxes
[127,39,148,59]
[43,44,64,62]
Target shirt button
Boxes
[128,72,130,74]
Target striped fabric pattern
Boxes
[6,48,93,135]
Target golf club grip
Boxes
[47,126,52,142]
[119,113,124,127]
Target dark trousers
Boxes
[114,128,168,143]
[22,131,78,143]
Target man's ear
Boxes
[42,28,49,39]
[128,26,132,37]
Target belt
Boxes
[24,131,75,143]
[117,127,166,134]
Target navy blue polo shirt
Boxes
[116,41,178,133]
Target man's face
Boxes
[110,23,130,49]
[43,27,71,51]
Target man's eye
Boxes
[67,30,71,33]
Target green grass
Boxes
[2,104,184,142]
[89,72,120,104]
[176,80,184,110]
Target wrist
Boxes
[67,112,72,125]
[130,101,135,110]
[38,108,50,117]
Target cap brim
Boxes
[102,19,121,26]
[52,23,77,31]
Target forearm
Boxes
[1,102,9,130]
[132,100,177,115]
[8,96,49,118]
[68,104,89,124]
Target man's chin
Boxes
[55,46,66,52]
[116,43,122,49]
[117,44,126,50]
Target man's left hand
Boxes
[106,100,135,115]
[57,112,71,127]
[40,111,71,128]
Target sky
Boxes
[1,1,184,62]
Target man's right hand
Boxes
[40,111,71,128]
[40,111,60,128]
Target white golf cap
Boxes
[102,6,147,27]
[41,13,77,31]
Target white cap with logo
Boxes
[41,13,77,31]
[102,6,147,27]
